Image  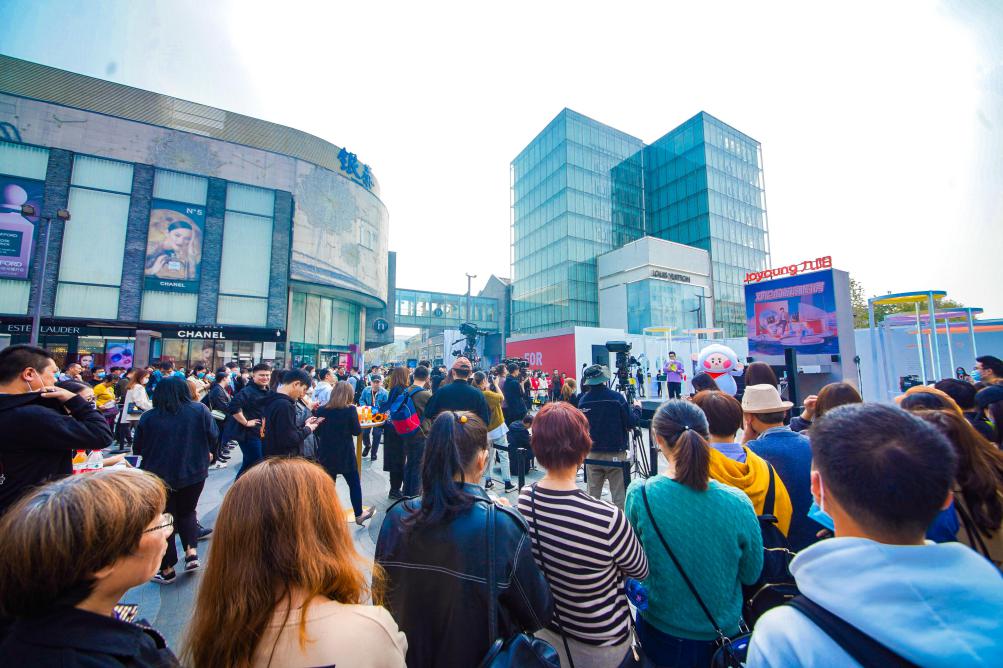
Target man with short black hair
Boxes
[259,368,321,459]
[58,362,82,383]
[230,362,272,476]
[743,384,823,552]
[975,355,1003,385]
[313,368,335,406]
[423,357,490,425]
[502,362,528,425]
[0,345,113,516]
[747,404,1003,667]
[577,364,639,510]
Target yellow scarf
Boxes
[708,446,793,537]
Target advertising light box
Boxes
[745,269,839,356]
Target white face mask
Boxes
[24,369,44,394]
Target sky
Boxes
[1,0,1001,316]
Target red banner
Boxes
[505,333,576,378]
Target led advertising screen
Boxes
[144,199,205,292]
[745,269,839,356]
[0,176,44,280]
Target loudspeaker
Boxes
[746,357,754,363]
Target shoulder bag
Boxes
[640,483,750,668]
[478,502,560,668]
[787,596,919,668]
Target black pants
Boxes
[327,467,363,517]
[637,380,645,397]
[115,421,133,447]
[363,427,383,458]
[668,382,682,399]
[162,480,205,571]
[403,431,426,496]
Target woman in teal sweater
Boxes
[625,400,763,667]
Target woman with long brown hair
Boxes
[381,366,411,499]
[315,381,372,524]
[791,380,862,432]
[184,458,405,667]
[915,409,1003,567]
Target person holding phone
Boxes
[259,368,323,459]
[0,345,113,517]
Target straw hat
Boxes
[741,384,794,414]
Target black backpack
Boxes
[743,463,799,626]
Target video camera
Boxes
[452,322,484,368]
[605,341,639,401]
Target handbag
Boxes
[210,409,227,421]
[478,502,560,668]
[640,483,750,668]
[128,404,146,416]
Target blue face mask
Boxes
[808,500,834,531]
[197,372,206,379]
[95,372,105,380]
[972,369,982,382]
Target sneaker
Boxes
[197,525,213,541]
[504,481,516,493]
[209,461,227,470]
[362,446,371,457]
[184,554,200,571]
[388,489,403,500]
[152,570,176,585]
[484,479,495,490]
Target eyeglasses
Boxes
[143,513,174,535]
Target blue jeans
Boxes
[237,435,263,478]
[636,613,716,668]
[403,431,426,496]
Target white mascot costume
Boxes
[696,343,744,396]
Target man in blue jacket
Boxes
[743,384,824,552]
[577,364,639,509]
[747,403,1003,667]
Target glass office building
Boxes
[512,109,769,336]
[645,113,768,336]
[511,110,645,333]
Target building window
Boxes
[54,156,134,319]
[217,183,274,326]
[359,220,378,250]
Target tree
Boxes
[851,277,965,329]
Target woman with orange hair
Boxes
[183,458,405,667]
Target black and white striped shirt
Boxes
[518,484,649,645]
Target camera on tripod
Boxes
[452,322,484,368]
[605,340,637,386]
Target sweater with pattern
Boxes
[624,476,763,641]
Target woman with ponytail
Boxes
[375,411,553,668]
[624,400,763,667]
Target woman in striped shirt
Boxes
[518,401,648,668]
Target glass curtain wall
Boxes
[645,113,768,336]
[288,292,360,367]
[626,280,706,335]
[511,110,645,333]
[54,156,134,319]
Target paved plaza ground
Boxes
[123,435,661,650]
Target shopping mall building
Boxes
[0,55,392,371]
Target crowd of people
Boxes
[1,341,1002,667]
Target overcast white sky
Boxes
[2,0,1001,316]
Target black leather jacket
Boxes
[375,484,554,668]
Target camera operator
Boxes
[502,362,528,425]
[577,364,640,510]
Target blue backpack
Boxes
[386,386,423,436]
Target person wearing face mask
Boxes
[0,345,113,517]
[123,369,153,429]
[186,363,209,402]
[973,355,1003,386]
